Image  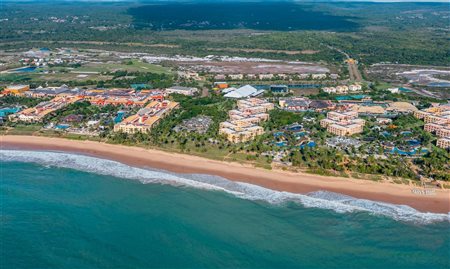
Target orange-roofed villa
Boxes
[114,100,179,134]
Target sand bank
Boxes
[1,135,449,213]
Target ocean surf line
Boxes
[1,149,448,225]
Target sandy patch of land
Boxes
[1,135,449,213]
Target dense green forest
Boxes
[0,1,448,66]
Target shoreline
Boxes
[1,135,449,214]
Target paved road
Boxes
[326,44,362,82]
[348,62,362,82]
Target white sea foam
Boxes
[1,150,449,224]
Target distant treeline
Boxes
[129,2,359,31]
[0,1,448,66]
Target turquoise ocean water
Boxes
[1,150,449,268]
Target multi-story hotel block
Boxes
[320,110,365,136]
[219,98,274,143]
[113,100,179,134]
[9,96,82,122]
[414,104,450,149]
[165,86,198,96]
[219,122,265,144]
[322,84,362,94]
[3,85,30,95]
[84,89,164,107]
[436,127,450,138]
[437,138,450,149]
[236,98,275,113]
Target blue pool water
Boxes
[273,131,285,137]
[300,141,316,148]
[399,87,413,93]
[55,124,70,130]
[335,95,368,101]
[295,131,307,137]
[275,141,287,147]
[13,66,37,73]
[427,82,450,87]
[114,111,126,123]
[407,140,421,146]
[0,107,20,117]
[388,147,428,156]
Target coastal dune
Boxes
[1,135,449,214]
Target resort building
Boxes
[223,85,264,99]
[214,74,226,80]
[228,74,244,80]
[349,84,363,92]
[25,85,73,97]
[270,85,289,94]
[219,98,274,143]
[279,97,334,112]
[236,98,275,112]
[258,74,274,80]
[436,138,450,149]
[436,127,450,138]
[322,84,361,94]
[385,102,418,114]
[213,82,229,90]
[414,104,450,149]
[9,95,82,122]
[177,71,200,80]
[297,74,309,79]
[320,110,365,136]
[338,99,413,118]
[113,100,179,134]
[165,86,198,96]
[376,118,393,125]
[3,85,30,95]
[354,105,386,115]
[85,89,164,107]
[386,88,400,94]
[219,123,265,144]
[311,74,327,80]
[279,98,309,111]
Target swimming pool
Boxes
[56,124,70,130]
[388,147,428,156]
[114,111,126,124]
[13,66,37,73]
[0,107,20,117]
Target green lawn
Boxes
[154,140,272,169]
[67,60,171,74]
[0,60,172,84]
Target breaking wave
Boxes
[1,150,449,224]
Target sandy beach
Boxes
[1,135,449,213]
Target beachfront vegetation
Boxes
[2,90,449,182]
[3,78,449,182]
[0,95,51,108]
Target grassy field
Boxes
[67,60,171,74]
[0,72,114,84]
[153,140,273,170]
[0,60,172,85]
